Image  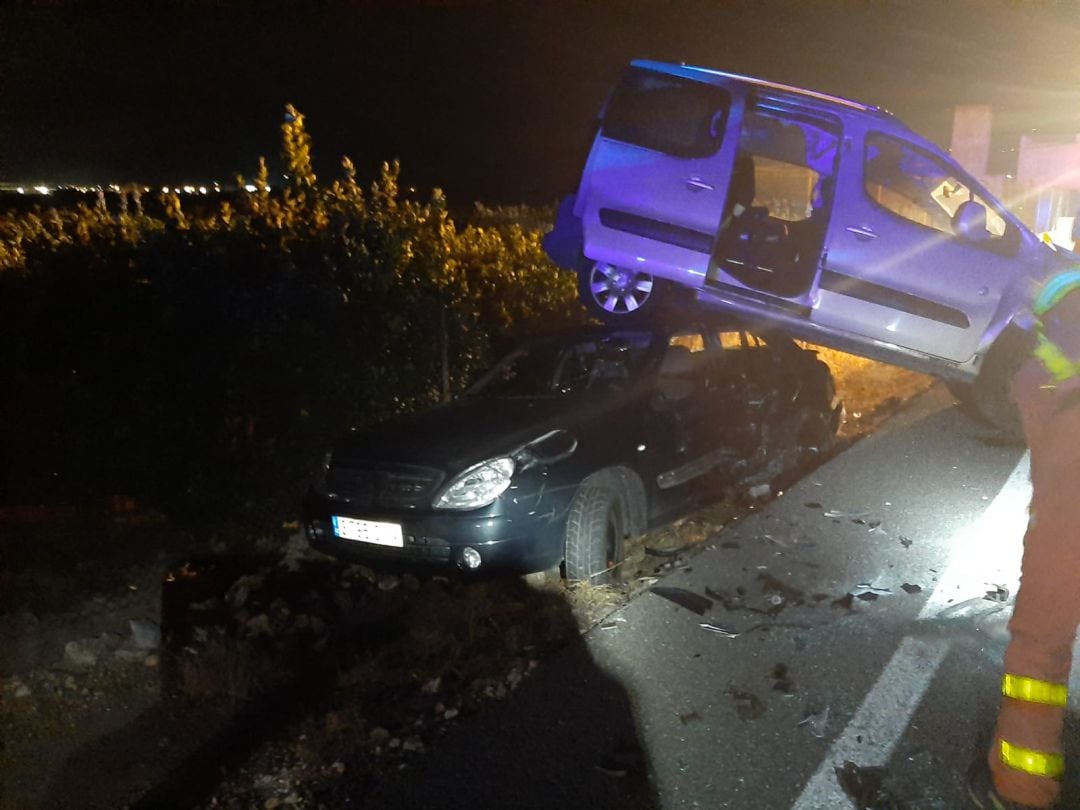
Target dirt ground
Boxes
[0,353,934,810]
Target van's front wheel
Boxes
[578,261,672,323]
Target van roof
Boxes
[631,59,893,119]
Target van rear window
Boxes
[602,68,730,158]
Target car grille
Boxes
[326,464,444,510]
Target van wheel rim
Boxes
[589,263,654,314]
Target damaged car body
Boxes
[545,60,1079,430]
[304,319,841,580]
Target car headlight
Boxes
[433,457,514,510]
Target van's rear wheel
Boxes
[578,261,671,323]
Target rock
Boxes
[113,648,145,663]
[14,684,31,699]
[421,676,441,694]
[226,583,250,611]
[332,590,353,613]
[369,727,391,745]
[129,618,161,650]
[402,736,423,752]
[331,761,346,775]
[377,575,400,592]
[245,614,273,636]
[64,640,98,669]
[388,737,401,749]
[144,654,159,668]
[443,708,459,721]
[264,799,280,810]
[347,564,377,584]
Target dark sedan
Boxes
[303,317,841,581]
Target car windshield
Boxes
[467,332,657,398]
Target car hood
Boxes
[331,393,622,474]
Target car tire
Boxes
[564,472,627,584]
[578,260,674,323]
[970,333,1025,439]
[945,379,976,408]
[794,407,838,467]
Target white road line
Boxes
[791,453,1031,810]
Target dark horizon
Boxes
[3,0,1079,205]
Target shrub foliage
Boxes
[0,106,583,531]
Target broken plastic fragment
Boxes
[804,501,823,509]
[823,510,870,519]
[901,583,922,594]
[900,536,913,548]
[700,623,739,637]
[855,583,891,593]
[798,704,830,738]
[649,586,713,615]
[748,483,772,500]
[855,591,879,602]
[985,585,1010,603]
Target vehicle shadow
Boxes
[355,631,660,810]
[37,554,658,810]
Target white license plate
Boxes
[331,516,404,548]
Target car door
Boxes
[707,99,842,306]
[646,327,732,504]
[813,128,1026,363]
[575,64,742,285]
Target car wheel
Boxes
[945,379,976,408]
[564,473,626,584]
[970,334,1025,439]
[794,407,837,466]
[578,260,672,323]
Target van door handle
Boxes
[685,177,715,192]
[845,225,878,240]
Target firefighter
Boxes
[969,268,1080,809]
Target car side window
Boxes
[602,68,731,158]
[655,331,711,402]
[863,133,1015,253]
[715,329,772,377]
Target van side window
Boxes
[863,133,1014,253]
[602,68,730,158]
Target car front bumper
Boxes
[302,490,568,575]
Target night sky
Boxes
[2,0,1079,205]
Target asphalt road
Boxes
[363,385,1080,809]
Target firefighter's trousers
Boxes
[990,373,1080,807]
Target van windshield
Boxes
[602,68,731,158]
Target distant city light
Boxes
[33,185,51,195]
[244,184,258,193]
[162,186,171,194]
[182,185,195,194]
[16,187,24,194]
[198,186,207,195]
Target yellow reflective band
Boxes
[1034,333,1080,383]
[1002,673,1069,707]
[1000,739,1065,779]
